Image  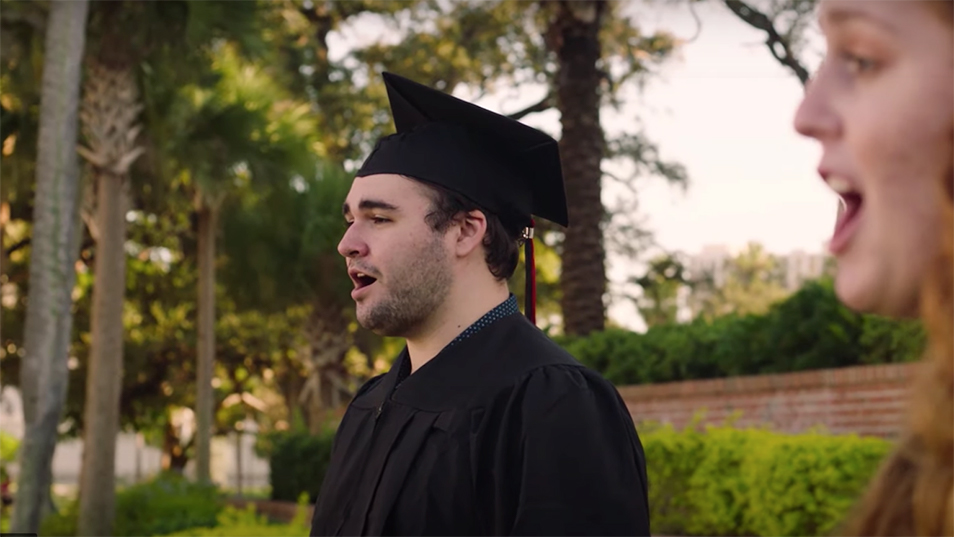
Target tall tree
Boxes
[10,0,89,532]
[167,34,316,479]
[75,27,145,537]
[547,0,609,335]
[73,4,153,533]
[76,1,265,528]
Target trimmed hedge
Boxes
[641,423,892,536]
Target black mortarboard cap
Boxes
[355,72,569,229]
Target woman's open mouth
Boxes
[828,175,864,255]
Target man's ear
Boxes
[454,209,487,258]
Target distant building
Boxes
[681,244,732,288]
[783,249,831,291]
[680,243,831,292]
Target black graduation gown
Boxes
[309,311,650,536]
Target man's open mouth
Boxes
[350,270,378,290]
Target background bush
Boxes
[165,493,311,537]
[641,423,892,537]
[559,280,925,386]
[39,472,223,536]
[263,423,337,502]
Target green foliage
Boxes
[858,314,927,365]
[683,426,770,536]
[264,422,339,503]
[220,161,352,314]
[638,421,706,535]
[0,430,18,464]
[741,432,891,537]
[0,430,18,482]
[688,242,791,320]
[165,493,311,536]
[631,254,688,328]
[562,279,926,386]
[39,472,223,536]
[642,423,891,537]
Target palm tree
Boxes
[10,0,89,533]
[168,39,319,475]
[75,42,146,537]
[547,0,609,336]
[75,2,263,532]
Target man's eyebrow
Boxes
[342,199,400,216]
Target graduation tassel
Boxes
[524,219,537,325]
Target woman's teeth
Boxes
[828,176,854,195]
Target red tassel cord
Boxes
[524,219,536,324]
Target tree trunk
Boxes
[235,426,243,497]
[195,200,219,483]
[298,301,351,433]
[74,51,144,536]
[11,0,89,532]
[77,169,127,537]
[0,201,9,346]
[278,353,305,428]
[551,0,608,336]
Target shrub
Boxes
[684,426,773,536]
[166,493,311,537]
[113,472,222,535]
[561,279,925,386]
[640,423,892,537]
[265,423,337,502]
[639,421,706,535]
[741,432,891,536]
[39,472,223,536]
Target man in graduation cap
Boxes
[309,72,650,536]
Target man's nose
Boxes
[337,225,368,259]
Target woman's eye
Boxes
[841,52,878,76]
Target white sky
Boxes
[332,1,837,330]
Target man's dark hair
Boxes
[414,178,523,281]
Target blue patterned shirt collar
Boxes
[394,294,520,387]
[447,293,520,348]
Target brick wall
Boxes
[617,363,917,438]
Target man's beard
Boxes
[357,234,452,337]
